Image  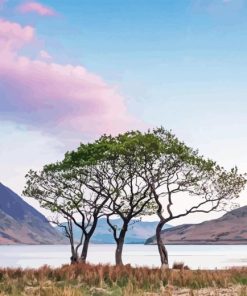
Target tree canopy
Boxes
[24,127,246,267]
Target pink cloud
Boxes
[0,19,139,139]
[0,19,34,51]
[39,50,52,60]
[19,1,55,16]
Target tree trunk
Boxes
[115,224,128,265]
[80,217,98,263]
[115,237,125,265]
[156,221,169,268]
[70,246,78,264]
[80,235,90,263]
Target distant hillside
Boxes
[0,183,65,244]
[57,218,172,244]
[146,206,247,245]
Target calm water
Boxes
[0,244,247,270]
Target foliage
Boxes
[49,130,164,265]
[23,168,108,263]
[23,127,246,266]
[138,128,246,265]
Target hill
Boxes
[57,219,172,244]
[0,183,65,244]
[145,206,247,245]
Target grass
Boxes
[0,263,247,295]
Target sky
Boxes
[1,0,247,224]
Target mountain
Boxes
[57,218,172,244]
[145,206,247,245]
[0,183,65,244]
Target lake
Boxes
[0,244,247,270]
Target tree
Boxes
[24,127,246,268]
[140,128,246,268]
[52,215,84,264]
[23,167,108,263]
[59,132,160,265]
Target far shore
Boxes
[2,241,247,246]
[147,240,247,245]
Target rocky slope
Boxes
[146,206,247,245]
[0,183,65,244]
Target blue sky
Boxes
[1,0,247,223]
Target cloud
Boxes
[0,19,34,52]
[0,19,139,140]
[18,1,55,16]
[39,50,52,60]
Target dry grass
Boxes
[0,263,247,295]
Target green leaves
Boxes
[23,126,246,238]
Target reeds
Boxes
[0,263,247,295]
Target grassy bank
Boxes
[1,263,247,295]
